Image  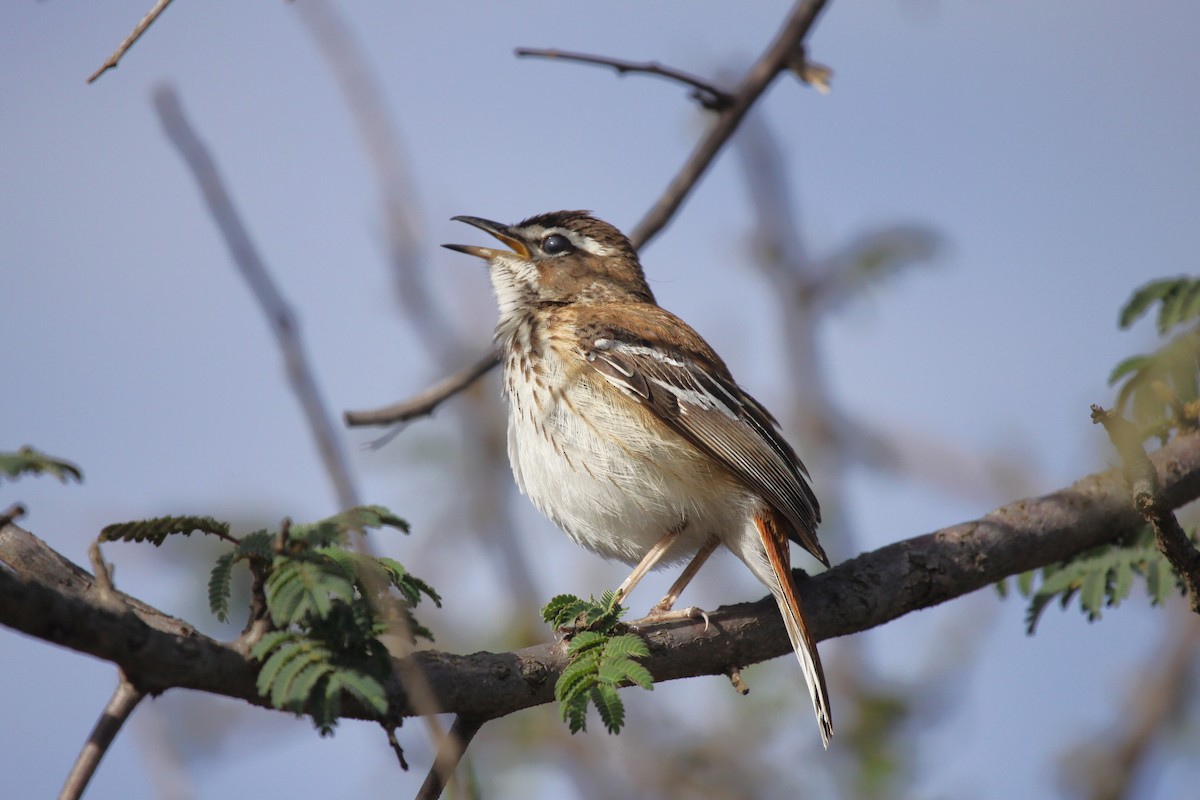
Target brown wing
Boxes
[585,323,826,566]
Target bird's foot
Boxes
[628,604,710,631]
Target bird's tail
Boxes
[752,511,833,748]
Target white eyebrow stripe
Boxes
[511,224,618,257]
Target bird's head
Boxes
[444,211,655,315]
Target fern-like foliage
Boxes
[287,505,409,548]
[997,526,1189,633]
[540,592,653,734]
[0,446,82,484]
[1110,277,1200,438]
[107,505,435,734]
[251,630,389,735]
[100,515,234,546]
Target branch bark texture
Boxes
[4,433,1199,725]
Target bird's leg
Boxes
[629,537,720,630]
[652,536,719,613]
[613,526,683,606]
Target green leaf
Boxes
[590,685,626,734]
[271,646,328,709]
[1111,559,1134,606]
[208,552,235,622]
[1146,558,1173,606]
[250,630,293,661]
[1108,354,1153,386]
[542,594,587,626]
[286,662,334,712]
[265,558,355,626]
[0,446,82,484]
[235,530,275,561]
[1017,569,1035,597]
[562,694,589,734]
[375,557,442,608]
[556,652,602,706]
[1079,567,1107,621]
[598,656,654,691]
[328,670,389,717]
[1120,278,1187,329]
[99,515,232,546]
[1157,281,1191,334]
[600,633,649,661]
[289,505,408,548]
[257,641,307,697]
[566,631,607,657]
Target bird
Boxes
[444,210,832,746]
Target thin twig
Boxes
[0,503,26,529]
[1092,405,1200,613]
[515,48,734,110]
[87,0,175,84]
[87,541,117,598]
[153,86,361,514]
[344,349,499,428]
[631,0,830,249]
[59,673,145,800]
[415,716,484,800]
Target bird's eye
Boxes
[541,234,573,255]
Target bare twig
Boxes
[631,0,831,249]
[59,673,145,800]
[87,0,175,84]
[0,503,26,529]
[415,716,484,800]
[515,48,734,110]
[87,541,117,598]
[345,349,499,428]
[1092,405,1200,613]
[153,86,361,514]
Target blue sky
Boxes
[4,2,1199,798]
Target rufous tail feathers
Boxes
[754,511,833,748]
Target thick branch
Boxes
[4,433,1200,724]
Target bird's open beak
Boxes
[443,216,531,260]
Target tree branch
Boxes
[515,48,734,110]
[5,432,1200,725]
[59,674,145,800]
[630,0,830,249]
[87,0,175,84]
[344,349,500,428]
